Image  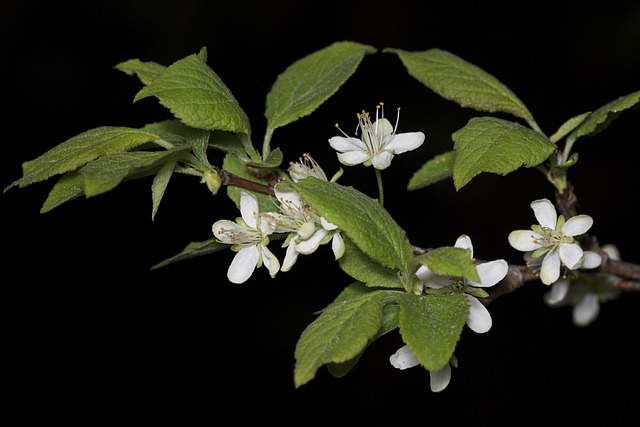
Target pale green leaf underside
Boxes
[567,89,640,143]
[134,48,251,134]
[142,119,211,164]
[398,293,468,371]
[114,58,167,85]
[292,177,414,271]
[265,41,376,130]
[294,290,387,387]
[386,48,533,122]
[41,171,84,213]
[79,146,190,197]
[550,112,591,143]
[338,236,404,289]
[451,117,556,190]
[5,127,161,192]
[152,160,178,221]
[407,150,455,190]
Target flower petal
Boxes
[466,295,492,333]
[573,293,600,327]
[260,244,280,278]
[371,151,394,170]
[430,362,452,393]
[213,220,242,243]
[540,250,561,285]
[337,150,370,166]
[454,234,473,257]
[331,232,345,260]
[281,237,299,272]
[581,251,602,269]
[295,228,328,254]
[562,215,593,236]
[531,198,557,229]
[544,279,570,305]
[385,131,425,154]
[240,191,260,229]
[470,259,508,288]
[227,245,259,284]
[328,136,366,152]
[559,242,584,269]
[389,345,420,370]
[508,230,543,252]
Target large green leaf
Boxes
[407,150,455,190]
[385,48,534,122]
[79,146,191,197]
[292,177,414,271]
[398,293,468,371]
[451,117,556,190]
[294,290,388,388]
[5,127,161,191]
[566,90,640,144]
[265,41,376,131]
[134,47,251,134]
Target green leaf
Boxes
[4,127,162,192]
[549,112,591,143]
[338,236,404,289]
[151,160,178,221]
[451,117,556,190]
[294,290,388,388]
[407,150,455,190]
[134,47,251,134]
[418,247,480,282]
[398,293,468,371]
[151,238,229,270]
[79,146,191,197]
[292,177,414,271]
[385,48,534,122]
[114,58,167,85]
[40,171,84,213]
[265,41,376,131]
[566,90,640,144]
[142,120,211,165]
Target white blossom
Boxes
[508,198,594,285]
[389,345,455,393]
[328,103,424,170]
[418,235,508,333]
[212,191,280,284]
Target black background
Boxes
[2,0,639,423]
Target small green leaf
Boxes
[294,290,388,388]
[150,238,229,270]
[566,90,640,144]
[4,127,161,192]
[386,48,534,122]
[292,177,414,271]
[114,58,167,85]
[40,171,84,213]
[142,120,211,165]
[418,247,480,282]
[151,159,178,221]
[265,41,376,131]
[407,150,455,190]
[80,146,190,197]
[398,293,468,371]
[549,112,591,143]
[134,47,251,134]
[451,117,556,190]
[338,236,404,289]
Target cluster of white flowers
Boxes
[212,155,344,284]
[389,235,509,392]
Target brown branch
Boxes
[215,167,276,196]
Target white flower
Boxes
[212,191,280,284]
[389,345,456,392]
[328,102,425,170]
[417,235,508,333]
[288,152,333,182]
[263,186,345,272]
[508,198,594,285]
[543,244,620,327]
